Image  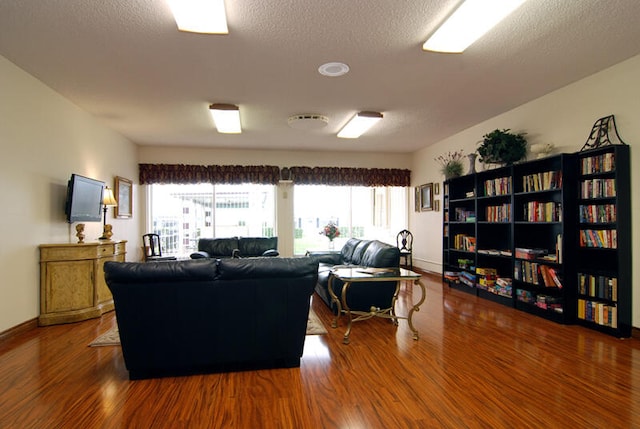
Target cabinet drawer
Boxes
[40,245,100,261]
[114,242,126,255]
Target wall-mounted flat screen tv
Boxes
[65,174,105,223]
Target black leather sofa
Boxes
[307,238,400,313]
[104,257,317,379]
[190,236,278,259]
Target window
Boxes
[293,185,407,255]
[149,183,276,256]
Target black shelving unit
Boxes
[575,145,631,337]
[511,154,577,324]
[442,174,477,295]
[442,154,579,325]
[475,165,514,307]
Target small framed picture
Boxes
[434,199,440,212]
[114,176,133,218]
[434,183,440,195]
[419,183,433,211]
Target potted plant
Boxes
[477,129,527,165]
[434,150,465,179]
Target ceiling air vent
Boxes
[287,114,329,130]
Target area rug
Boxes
[89,309,327,347]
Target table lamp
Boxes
[99,187,118,240]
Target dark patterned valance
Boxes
[288,166,410,187]
[139,164,280,185]
[139,164,410,187]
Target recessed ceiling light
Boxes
[318,62,350,77]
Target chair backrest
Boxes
[396,229,413,252]
[143,233,162,258]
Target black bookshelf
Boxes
[511,154,577,324]
[575,145,631,337]
[442,174,477,295]
[442,154,578,325]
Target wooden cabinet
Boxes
[39,241,126,326]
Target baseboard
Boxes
[0,318,38,343]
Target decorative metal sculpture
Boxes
[580,115,627,151]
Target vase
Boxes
[467,153,477,174]
[328,240,335,250]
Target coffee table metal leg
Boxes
[341,281,352,344]
[327,275,342,329]
[407,278,427,340]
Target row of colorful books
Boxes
[483,176,511,196]
[453,234,476,251]
[514,260,563,288]
[522,201,562,222]
[445,268,513,298]
[580,178,616,198]
[577,273,618,301]
[578,203,617,223]
[578,299,618,328]
[580,152,615,175]
[579,229,617,248]
[522,170,562,192]
[516,289,563,313]
[454,207,476,222]
[485,203,511,222]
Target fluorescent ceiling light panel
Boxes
[167,0,229,34]
[423,0,527,53]
[337,112,383,139]
[209,104,241,134]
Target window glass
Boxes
[149,183,275,256]
[293,185,407,255]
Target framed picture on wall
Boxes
[114,176,132,218]
[419,183,433,211]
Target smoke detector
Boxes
[287,114,329,130]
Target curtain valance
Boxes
[139,164,411,187]
[139,164,280,185]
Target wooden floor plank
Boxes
[1,275,640,428]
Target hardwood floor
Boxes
[1,275,639,428]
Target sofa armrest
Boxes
[261,249,279,257]
[306,251,343,265]
[190,251,211,259]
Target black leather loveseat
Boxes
[190,236,278,259]
[104,257,317,379]
[307,238,400,313]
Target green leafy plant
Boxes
[435,150,465,179]
[477,129,527,165]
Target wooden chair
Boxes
[142,233,176,261]
[396,229,413,270]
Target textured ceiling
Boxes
[1,0,640,153]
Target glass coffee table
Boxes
[327,267,426,344]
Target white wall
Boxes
[138,146,412,257]
[410,54,640,327]
[0,55,140,333]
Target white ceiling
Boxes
[1,0,640,153]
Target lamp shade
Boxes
[103,187,118,207]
